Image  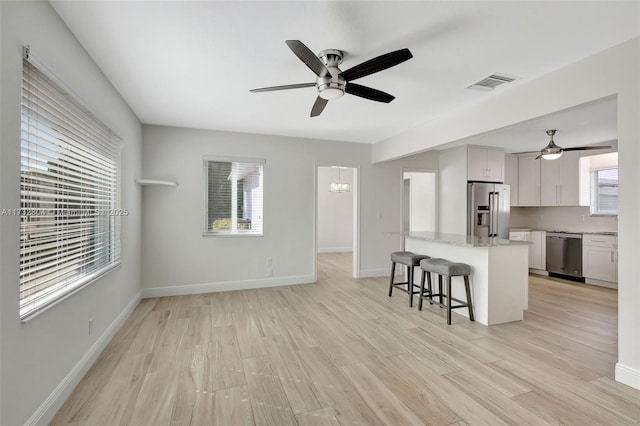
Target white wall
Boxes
[374,38,640,389]
[438,146,468,234]
[0,2,143,424]
[511,206,617,233]
[141,125,440,291]
[317,167,354,253]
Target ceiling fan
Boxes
[250,40,413,117]
[514,129,612,160]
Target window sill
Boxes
[202,232,263,238]
[20,261,122,323]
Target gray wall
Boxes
[0,2,142,424]
[140,125,440,292]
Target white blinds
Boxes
[591,168,618,215]
[204,158,264,235]
[20,58,122,320]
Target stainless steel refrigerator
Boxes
[467,182,510,239]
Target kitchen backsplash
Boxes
[511,206,617,233]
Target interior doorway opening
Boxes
[315,165,358,281]
[402,169,438,239]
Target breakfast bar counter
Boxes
[403,232,530,326]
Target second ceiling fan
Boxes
[515,129,612,160]
[250,40,413,117]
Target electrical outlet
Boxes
[267,257,273,266]
[266,267,273,277]
[88,317,94,336]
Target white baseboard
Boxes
[26,290,142,426]
[584,278,618,289]
[615,363,640,390]
[359,268,395,278]
[529,269,548,276]
[141,275,315,298]
[317,247,353,253]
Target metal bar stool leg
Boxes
[446,276,452,325]
[438,275,444,306]
[464,275,475,321]
[427,272,433,305]
[418,270,426,311]
[408,266,414,307]
[388,261,396,297]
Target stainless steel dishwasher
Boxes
[546,232,583,279]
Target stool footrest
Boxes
[391,282,421,293]
[420,294,469,307]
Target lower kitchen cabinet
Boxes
[529,231,546,270]
[509,230,545,271]
[583,234,617,285]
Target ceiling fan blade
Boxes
[512,150,541,155]
[285,40,330,77]
[563,145,613,152]
[341,48,413,81]
[345,83,395,103]
[250,83,316,93]
[535,154,542,160]
[310,96,328,117]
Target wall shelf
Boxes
[135,179,178,187]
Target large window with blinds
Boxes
[203,157,264,236]
[590,168,618,216]
[20,57,122,320]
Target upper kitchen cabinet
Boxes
[467,146,504,182]
[517,155,541,206]
[540,151,580,206]
[505,155,519,206]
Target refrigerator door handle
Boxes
[488,191,495,237]
[493,191,500,237]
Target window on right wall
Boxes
[590,167,618,216]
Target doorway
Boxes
[315,165,358,281]
[401,169,438,240]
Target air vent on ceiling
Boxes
[467,73,517,90]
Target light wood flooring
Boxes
[53,252,640,425]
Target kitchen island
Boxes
[404,232,530,326]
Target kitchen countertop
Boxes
[510,228,617,236]
[403,231,531,247]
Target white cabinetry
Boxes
[583,234,617,286]
[517,155,540,206]
[468,146,504,182]
[529,231,546,271]
[509,230,546,271]
[505,155,519,206]
[509,231,528,241]
[540,151,580,206]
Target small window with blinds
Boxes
[203,157,264,236]
[590,168,618,216]
[20,57,122,320]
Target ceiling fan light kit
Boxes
[250,40,413,117]
[540,129,563,160]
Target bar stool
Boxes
[419,258,474,325]
[388,251,430,307]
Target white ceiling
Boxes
[50,1,639,147]
[437,95,619,154]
